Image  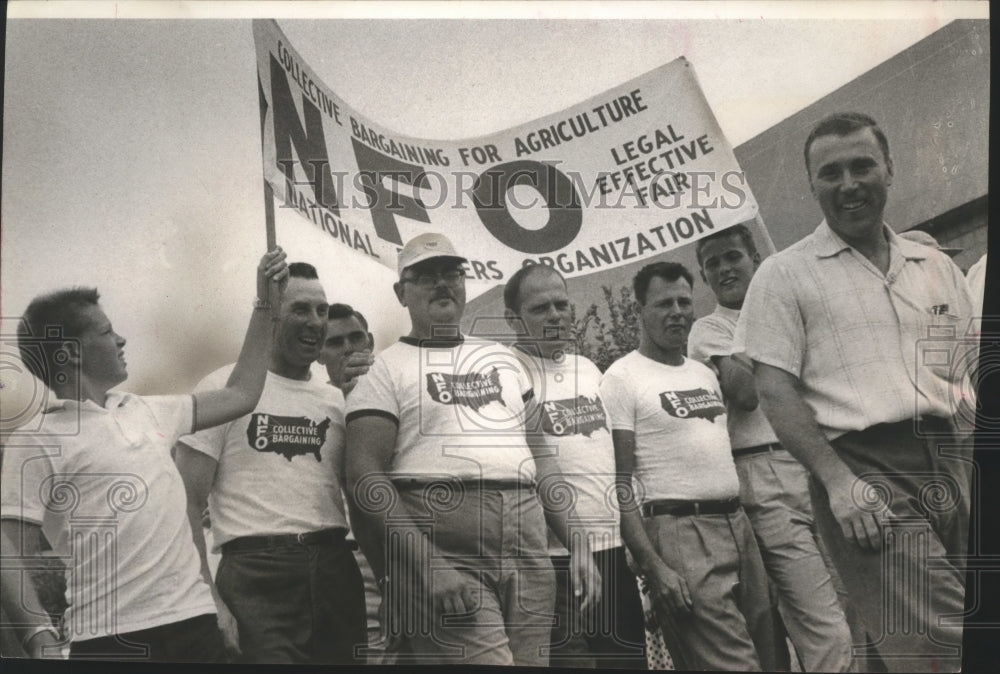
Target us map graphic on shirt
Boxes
[659,388,725,423]
[541,396,609,436]
[246,413,331,461]
[426,368,505,411]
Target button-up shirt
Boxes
[734,220,975,440]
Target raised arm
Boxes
[754,362,884,550]
[192,248,287,431]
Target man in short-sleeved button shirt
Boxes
[690,224,852,671]
[735,112,975,672]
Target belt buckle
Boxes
[296,532,307,544]
[691,502,701,515]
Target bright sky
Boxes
[1,1,989,398]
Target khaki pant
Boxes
[389,485,555,666]
[737,448,853,671]
[642,507,775,671]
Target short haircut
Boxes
[503,263,565,313]
[804,112,890,174]
[327,302,369,331]
[18,287,101,387]
[633,262,694,305]
[695,224,758,266]
[288,261,319,280]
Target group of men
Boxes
[1,111,979,672]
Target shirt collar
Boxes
[812,220,853,258]
[44,390,131,414]
[813,219,927,261]
[886,227,932,261]
[399,333,465,349]
[712,304,742,321]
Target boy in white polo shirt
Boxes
[1,249,287,661]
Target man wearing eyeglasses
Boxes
[344,233,600,666]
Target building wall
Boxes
[467,19,990,340]
[733,19,989,253]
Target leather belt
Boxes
[391,478,535,491]
[641,497,740,518]
[732,442,783,458]
[221,527,348,553]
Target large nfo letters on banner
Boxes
[253,20,759,284]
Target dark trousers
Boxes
[549,545,647,669]
[812,418,972,672]
[216,538,367,664]
[69,613,227,662]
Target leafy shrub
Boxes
[572,284,640,373]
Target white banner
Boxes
[254,19,759,283]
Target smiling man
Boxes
[736,112,975,672]
[174,262,366,665]
[601,261,776,671]
[690,224,852,671]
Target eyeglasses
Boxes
[401,269,466,288]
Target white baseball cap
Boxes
[397,233,468,274]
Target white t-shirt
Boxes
[600,352,740,502]
[1,393,215,641]
[688,305,779,450]
[516,350,621,554]
[346,337,536,483]
[179,367,348,551]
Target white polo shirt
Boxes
[0,393,215,641]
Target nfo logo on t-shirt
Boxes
[659,388,725,423]
[426,368,505,410]
[542,395,609,437]
[245,413,331,461]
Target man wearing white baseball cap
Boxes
[344,232,600,666]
